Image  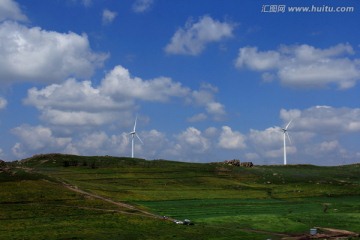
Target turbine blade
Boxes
[285,119,293,130]
[136,133,144,144]
[286,132,292,145]
[133,115,138,132]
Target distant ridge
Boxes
[15,152,360,167]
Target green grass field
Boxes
[1,154,359,239]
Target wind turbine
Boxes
[281,120,292,165]
[129,116,143,158]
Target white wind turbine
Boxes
[129,116,143,158]
[281,120,292,165]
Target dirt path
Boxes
[19,166,168,221]
[60,181,164,220]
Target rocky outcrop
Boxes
[0,160,6,167]
[240,162,254,167]
[222,159,253,167]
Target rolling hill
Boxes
[1,154,359,239]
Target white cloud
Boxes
[235,43,360,89]
[218,126,246,149]
[12,125,72,158]
[81,0,92,7]
[176,127,210,154]
[100,65,190,102]
[10,124,213,161]
[246,106,360,163]
[132,0,153,13]
[165,15,235,56]
[138,129,169,158]
[249,127,282,148]
[303,140,349,165]
[24,65,225,128]
[0,97,7,109]
[280,106,360,133]
[236,47,280,70]
[11,125,132,158]
[187,113,207,122]
[102,9,117,25]
[24,78,131,126]
[0,21,108,85]
[40,109,121,126]
[25,79,124,111]
[248,125,300,161]
[10,115,358,165]
[245,152,260,160]
[70,0,92,7]
[244,106,360,164]
[318,140,341,153]
[0,0,28,22]
[69,132,131,157]
[206,102,226,120]
[189,83,226,121]
[204,127,218,137]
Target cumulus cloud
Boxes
[176,127,210,154]
[10,124,213,161]
[280,106,360,134]
[165,15,235,55]
[189,83,226,121]
[11,111,357,165]
[0,21,108,85]
[247,127,289,158]
[0,97,7,109]
[248,126,294,160]
[206,102,226,120]
[24,78,131,126]
[303,140,350,165]
[100,65,190,102]
[246,106,360,163]
[11,125,132,158]
[244,106,360,164]
[187,113,207,122]
[138,129,169,158]
[218,126,246,149]
[249,127,283,148]
[235,43,360,89]
[236,47,280,70]
[25,79,123,111]
[0,0,28,22]
[12,125,72,158]
[61,131,133,157]
[70,0,92,7]
[81,0,92,7]
[102,9,117,25]
[24,65,225,128]
[132,0,153,13]
[23,65,188,127]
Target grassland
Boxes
[0,154,359,239]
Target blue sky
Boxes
[0,0,360,165]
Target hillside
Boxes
[1,154,359,239]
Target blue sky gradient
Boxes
[0,0,359,165]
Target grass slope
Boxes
[1,154,359,239]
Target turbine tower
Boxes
[281,120,292,165]
[129,116,143,158]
